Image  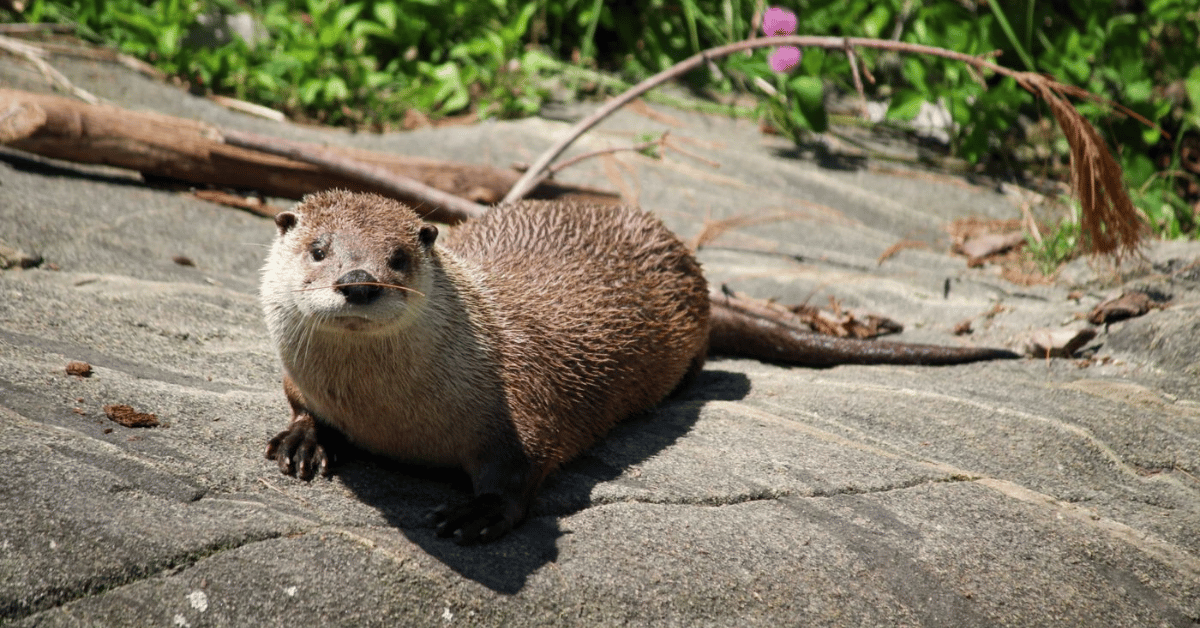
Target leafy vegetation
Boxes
[10,0,1200,256]
[1026,203,1083,276]
[24,0,548,126]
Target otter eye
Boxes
[388,248,409,272]
[309,242,326,262]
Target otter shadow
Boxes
[333,368,750,594]
[769,130,953,172]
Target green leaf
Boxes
[352,21,395,39]
[113,9,155,37]
[910,16,928,42]
[500,2,539,45]
[332,4,364,34]
[887,90,925,121]
[251,70,279,91]
[373,2,398,30]
[25,0,45,23]
[799,47,825,75]
[787,75,827,132]
[861,5,891,39]
[298,78,323,105]
[1186,67,1200,110]
[902,57,928,94]
[1123,79,1152,103]
[430,62,469,113]
[947,94,972,126]
[316,26,341,49]
[324,75,349,101]
[1124,152,1156,184]
[157,24,182,56]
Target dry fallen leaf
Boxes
[1088,291,1165,325]
[103,404,159,428]
[1016,327,1098,358]
[65,361,92,377]
[956,231,1026,267]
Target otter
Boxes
[261,190,1017,543]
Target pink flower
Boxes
[762,7,800,73]
[769,45,801,72]
[762,7,797,36]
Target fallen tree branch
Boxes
[0,88,618,223]
[222,129,487,222]
[503,34,1149,259]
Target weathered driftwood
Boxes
[0,88,618,223]
[221,129,488,222]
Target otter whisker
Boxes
[294,282,425,297]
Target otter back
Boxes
[445,200,711,467]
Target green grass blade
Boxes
[985,0,1036,71]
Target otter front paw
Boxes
[431,494,521,545]
[265,415,332,480]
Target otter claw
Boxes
[431,494,514,545]
[265,417,330,481]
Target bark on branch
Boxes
[0,88,617,223]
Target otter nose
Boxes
[335,269,382,305]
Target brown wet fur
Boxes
[261,190,709,543]
[440,197,712,468]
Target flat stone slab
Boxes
[1,57,1198,627]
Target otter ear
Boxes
[275,212,298,236]
[419,224,438,248]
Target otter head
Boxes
[261,190,439,335]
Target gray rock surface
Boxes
[2,57,1198,627]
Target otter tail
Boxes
[708,295,1020,367]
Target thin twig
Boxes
[1019,201,1043,245]
[753,75,780,98]
[1054,82,1165,138]
[690,210,809,250]
[858,55,875,85]
[209,94,286,121]
[891,0,913,41]
[663,135,722,168]
[0,23,74,34]
[844,39,868,119]
[545,133,667,176]
[222,129,487,223]
[963,63,987,88]
[0,35,99,104]
[190,189,281,218]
